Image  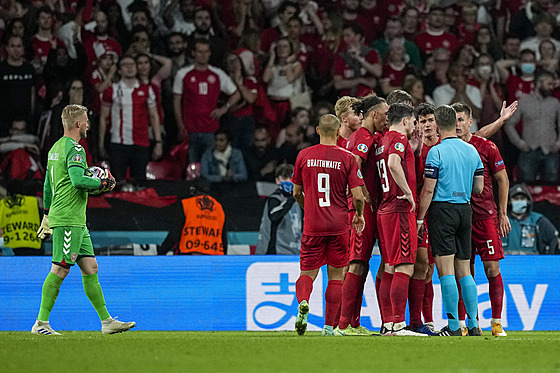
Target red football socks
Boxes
[296,275,314,304]
[351,275,366,328]
[408,278,426,328]
[338,272,361,329]
[422,280,434,323]
[391,272,411,324]
[375,275,383,323]
[379,272,394,324]
[489,273,504,319]
[325,280,343,327]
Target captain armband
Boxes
[424,164,438,179]
[474,168,484,176]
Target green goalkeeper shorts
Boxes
[52,226,94,266]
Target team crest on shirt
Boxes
[357,143,368,153]
[72,154,83,163]
[395,143,405,152]
[357,170,363,179]
[190,76,196,82]
[208,75,216,84]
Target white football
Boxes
[85,166,107,195]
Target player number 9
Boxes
[318,173,330,207]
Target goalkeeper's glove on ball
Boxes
[99,170,116,192]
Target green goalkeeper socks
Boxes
[82,273,111,320]
[38,272,64,322]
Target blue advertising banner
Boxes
[0,256,558,331]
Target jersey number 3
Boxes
[318,173,330,207]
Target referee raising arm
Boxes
[415,105,484,337]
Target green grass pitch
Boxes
[1,331,560,372]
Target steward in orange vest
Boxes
[159,189,226,255]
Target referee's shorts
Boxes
[427,201,472,260]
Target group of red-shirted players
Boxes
[291,88,518,337]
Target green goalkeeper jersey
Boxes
[44,137,99,227]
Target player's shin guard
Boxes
[338,272,361,329]
[296,275,314,304]
[38,272,64,321]
[489,273,504,319]
[379,272,394,325]
[440,275,460,331]
[82,273,110,320]
[422,280,434,323]
[408,279,425,328]
[391,272,411,324]
[325,280,343,327]
[459,275,479,329]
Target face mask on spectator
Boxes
[477,65,492,75]
[520,63,536,75]
[280,181,294,193]
[511,200,528,214]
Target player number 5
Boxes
[486,239,495,255]
[318,173,330,207]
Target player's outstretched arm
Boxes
[474,101,518,139]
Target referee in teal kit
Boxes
[416,104,484,337]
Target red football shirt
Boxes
[173,65,237,133]
[506,74,534,103]
[348,127,382,210]
[415,30,459,56]
[334,49,380,97]
[292,144,364,236]
[376,131,416,214]
[232,76,257,118]
[337,134,349,149]
[468,135,506,222]
[416,137,440,190]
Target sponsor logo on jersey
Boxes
[395,143,405,152]
[72,154,83,163]
[137,91,145,96]
[357,169,363,179]
[495,160,504,167]
[357,143,368,153]
[48,153,59,161]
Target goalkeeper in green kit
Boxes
[32,104,135,335]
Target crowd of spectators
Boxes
[3,0,560,188]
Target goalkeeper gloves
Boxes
[99,170,116,192]
[37,215,52,239]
